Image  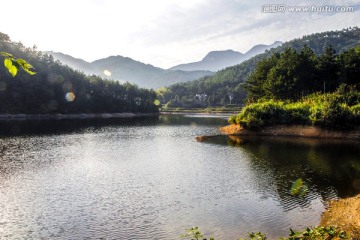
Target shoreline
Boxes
[0,111,232,121]
[0,112,159,121]
[219,124,360,140]
[218,124,360,237]
[321,194,360,238]
[159,111,234,117]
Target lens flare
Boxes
[103,70,112,77]
[65,92,76,102]
[154,99,160,106]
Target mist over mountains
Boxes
[47,52,213,89]
[170,41,282,72]
[47,41,282,89]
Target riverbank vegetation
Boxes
[181,226,350,240]
[228,43,360,130]
[228,88,360,129]
[0,32,158,114]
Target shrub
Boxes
[228,115,236,124]
[229,91,360,130]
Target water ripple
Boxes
[0,116,359,239]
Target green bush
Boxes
[235,100,287,128]
[230,90,360,130]
[228,115,237,124]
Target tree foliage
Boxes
[229,87,360,130]
[243,45,360,101]
[0,32,158,114]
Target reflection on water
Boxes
[0,114,228,136]
[225,136,360,198]
[0,115,359,239]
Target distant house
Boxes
[194,93,207,102]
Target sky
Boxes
[1,0,359,69]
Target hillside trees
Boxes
[162,27,360,108]
[243,45,360,101]
[230,44,360,130]
[0,32,158,114]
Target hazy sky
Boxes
[2,0,359,68]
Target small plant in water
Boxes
[290,178,308,197]
[180,227,214,240]
[285,226,350,240]
[239,232,267,240]
[181,226,349,240]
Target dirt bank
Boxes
[220,124,360,140]
[321,194,360,239]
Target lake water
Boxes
[0,114,359,239]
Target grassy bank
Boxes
[228,90,360,130]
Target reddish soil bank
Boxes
[220,124,360,140]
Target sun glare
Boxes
[103,70,112,77]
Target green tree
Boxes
[317,45,338,93]
[336,46,360,87]
[243,52,280,101]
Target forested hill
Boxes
[161,27,360,108]
[0,33,158,114]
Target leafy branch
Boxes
[1,51,36,77]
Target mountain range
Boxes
[47,52,213,89]
[47,41,282,89]
[170,41,282,72]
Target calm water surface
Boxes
[0,115,359,239]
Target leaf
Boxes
[0,52,14,58]
[16,58,36,75]
[16,58,33,69]
[16,58,27,65]
[4,58,18,77]
[1,53,35,77]
[8,65,18,77]
[23,68,36,75]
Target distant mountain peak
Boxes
[245,41,282,56]
[170,41,282,72]
[203,49,243,62]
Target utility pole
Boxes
[229,94,233,105]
